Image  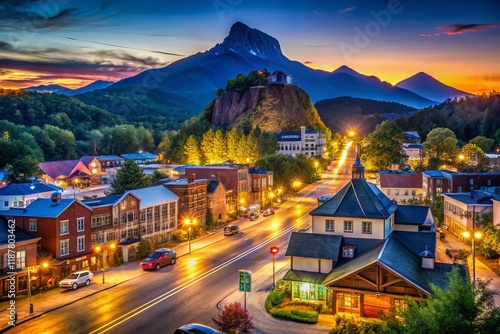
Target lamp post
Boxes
[184,219,197,254]
[27,262,47,314]
[270,246,279,289]
[95,245,104,284]
[462,205,483,282]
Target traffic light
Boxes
[270,246,279,255]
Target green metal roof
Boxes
[283,269,328,284]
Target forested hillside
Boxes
[395,92,500,142]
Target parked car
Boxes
[249,211,259,221]
[140,248,177,270]
[224,224,239,236]
[59,270,94,290]
[263,208,275,217]
[445,248,458,258]
[174,323,222,334]
[437,228,445,239]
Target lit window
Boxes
[16,251,26,269]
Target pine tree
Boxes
[213,129,227,163]
[226,128,240,163]
[109,160,151,194]
[184,135,201,165]
[200,129,216,164]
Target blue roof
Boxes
[82,194,126,207]
[310,179,397,219]
[0,217,40,246]
[3,198,90,218]
[0,182,62,196]
[121,152,158,160]
[394,205,431,225]
[285,232,343,261]
[207,180,220,194]
[442,191,493,205]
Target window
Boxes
[394,299,408,311]
[362,221,372,234]
[60,239,69,256]
[344,221,353,233]
[338,293,360,310]
[411,190,416,196]
[60,220,69,235]
[458,186,462,192]
[3,201,8,207]
[404,189,409,196]
[326,220,334,232]
[395,189,400,196]
[29,219,37,231]
[342,246,355,258]
[77,217,85,232]
[387,189,391,196]
[16,251,26,269]
[77,236,85,252]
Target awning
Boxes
[283,269,328,284]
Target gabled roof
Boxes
[2,198,91,218]
[127,186,178,209]
[323,236,465,296]
[378,171,422,188]
[0,182,62,196]
[79,156,98,165]
[82,194,129,207]
[80,155,125,164]
[0,217,41,247]
[207,180,226,194]
[391,231,436,258]
[285,232,342,261]
[39,160,92,179]
[310,179,397,219]
[394,205,431,225]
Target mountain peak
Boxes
[213,22,284,59]
[396,72,472,102]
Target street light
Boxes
[184,219,197,254]
[102,243,116,284]
[462,206,483,282]
[270,246,279,289]
[27,262,47,314]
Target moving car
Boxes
[59,270,94,290]
[445,248,458,258]
[262,208,274,216]
[174,323,222,334]
[140,248,177,270]
[223,224,239,236]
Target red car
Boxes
[140,248,177,270]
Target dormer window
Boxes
[342,246,356,258]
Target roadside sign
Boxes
[238,270,251,292]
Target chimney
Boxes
[419,246,435,270]
[51,192,61,205]
[188,173,195,183]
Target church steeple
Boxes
[351,155,365,180]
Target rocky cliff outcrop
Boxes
[210,84,326,132]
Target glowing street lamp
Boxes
[27,262,48,314]
[184,219,197,254]
[462,206,483,282]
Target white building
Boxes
[275,126,326,157]
[0,182,62,210]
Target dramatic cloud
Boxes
[302,60,313,64]
[421,23,500,36]
[339,7,356,14]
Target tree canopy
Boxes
[362,121,406,171]
[109,160,151,194]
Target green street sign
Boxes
[238,270,251,292]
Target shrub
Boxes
[212,302,254,334]
[270,307,318,324]
[329,315,385,334]
[268,289,286,306]
[136,239,154,259]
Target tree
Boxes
[459,143,489,172]
[469,136,494,153]
[385,267,500,334]
[110,125,140,154]
[200,129,216,164]
[183,135,202,165]
[424,127,458,168]
[109,160,151,194]
[136,126,155,152]
[137,239,154,259]
[477,217,500,258]
[363,121,405,171]
[89,129,104,155]
[6,156,42,183]
[213,129,227,163]
[212,302,254,334]
[205,208,215,229]
[258,132,279,157]
[226,128,241,163]
[157,132,171,162]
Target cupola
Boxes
[351,155,365,180]
[419,245,435,269]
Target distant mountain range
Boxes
[24,80,114,96]
[396,72,472,102]
[26,22,473,122]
